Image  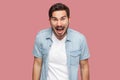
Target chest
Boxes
[48,41,67,65]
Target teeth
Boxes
[58,28,62,29]
[57,28,62,30]
[55,26,64,31]
[58,28,62,30]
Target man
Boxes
[32,3,90,80]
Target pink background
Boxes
[0,0,120,80]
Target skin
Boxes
[32,57,42,80]
[49,10,70,40]
[32,10,90,80]
[80,59,90,80]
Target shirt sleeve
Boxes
[32,34,42,58]
[79,35,90,60]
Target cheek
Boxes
[63,22,69,27]
[50,21,57,26]
[63,20,69,25]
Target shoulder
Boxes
[36,28,51,38]
[37,28,51,35]
[34,28,51,43]
[68,28,85,40]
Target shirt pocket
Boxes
[70,50,80,66]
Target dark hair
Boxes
[49,3,70,18]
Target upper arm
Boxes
[79,59,89,67]
[33,33,43,58]
[32,57,42,80]
[79,35,90,60]
[33,57,43,66]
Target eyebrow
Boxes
[51,16,67,19]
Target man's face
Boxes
[49,10,70,40]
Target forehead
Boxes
[52,10,67,18]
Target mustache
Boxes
[55,26,65,30]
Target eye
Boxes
[51,18,58,21]
[61,17,66,21]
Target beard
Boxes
[52,25,68,33]
[51,25,69,40]
[53,25,68,34]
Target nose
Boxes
[57,20,62,26]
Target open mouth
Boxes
[55,26,64,31]
[55,26,65,34]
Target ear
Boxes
[48,18,51,21]
[68,17,70,22]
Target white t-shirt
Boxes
[47,33,69,80]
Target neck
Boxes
[54,33,66,40]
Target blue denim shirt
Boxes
[33,28,90,80]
